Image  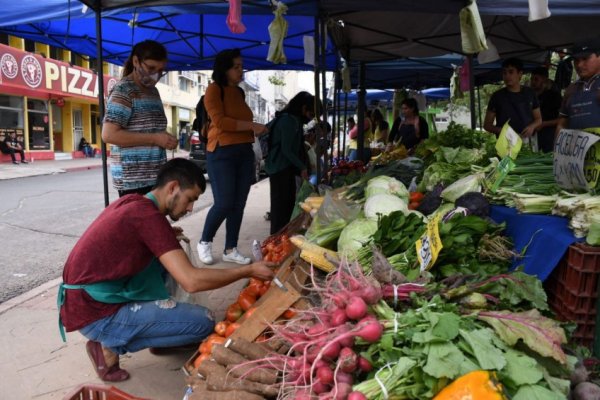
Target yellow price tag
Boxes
[416,213,443,272]
[584,141,600,189]
[495,121,522,159]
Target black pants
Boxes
[118,185,154,198]
[7,148,25,163]
[269,167,297,235]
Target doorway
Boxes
[73,110,83,151]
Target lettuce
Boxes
[337,218,378,258]
[364,193,408,219]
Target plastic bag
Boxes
[165,234,199,304]
[305,188,362,248]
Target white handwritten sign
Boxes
[554,129,600,190]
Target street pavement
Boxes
[0,155,272,400]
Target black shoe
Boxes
[21,160,28,164]
[12,161,19,165]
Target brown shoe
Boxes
[85,340,130,382]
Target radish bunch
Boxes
[235,262,383,399]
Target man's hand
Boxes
[155,132,178,150]
[252,123,268,136]
[300,169,309,181]
[521,125,536,138]
[249,261,277,281]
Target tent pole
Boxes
[477,85,482,130]
[468,54,476,130]
[95,5,109,207]
[342,91,348,158]
[313,15,321,184]
[320,18,329,179]
[357,62,366,162]
[335,78,341,160]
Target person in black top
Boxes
[387,98,429,152]
[484,58,542,142]
[530,67,562,153]
[2,131,28,164]
[78,137,95,158]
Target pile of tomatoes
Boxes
[330,159,367,176]
[261,234,294,263]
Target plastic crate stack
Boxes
[545,243,600,348]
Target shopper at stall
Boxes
[371,108,389,144]
[58,158,275,382]
[265,91,321,234]
[1,131,28,164]
[348,110,372,162]
[556,38,600,133]
[530,67,562,153]
[387,98,429,152]
[483,58,542,143]
[102,40,178,197]
[197,48,268,265]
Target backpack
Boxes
[260,114,282,160]
[194,86,245,144]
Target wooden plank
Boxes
[230,280,301,342]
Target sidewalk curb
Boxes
[63,164,104,173]
[0,277,61,315]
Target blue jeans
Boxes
[202,143,254,250]
[79,301,215,354]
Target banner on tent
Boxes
[0,44,117,100]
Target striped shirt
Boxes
[105,77,167,191]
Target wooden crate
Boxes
[182,256,312,375]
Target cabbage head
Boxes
[364,193,408,219]
[365,176,409,201]
[440,173,483,202]
[337,218,378,258]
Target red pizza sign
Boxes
[0,43,116,100]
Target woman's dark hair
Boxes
[123,40,167,78]
[212,48,242,86]
[401,98,419,114]
[155,158,206,193]
[278,91,323,119]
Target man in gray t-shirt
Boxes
[484,58,541,140]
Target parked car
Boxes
[188,131,265,182]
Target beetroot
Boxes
[345,296,368,320]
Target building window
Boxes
[0,95,24,128]
[71,52,83,67]
[0,33,8,45]
[27,100,50,150]
[179,78,189,92]
[49,46,60,60]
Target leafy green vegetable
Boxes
[478,309,568,364]
[500,348,544,386]
[512,384,565,400]
[459,328,506,370]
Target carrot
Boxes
[226,363,279,385]
[193,353,211,369]
[188,388,266,400]
[227,338,271,360]
[199,360,279,397]
[211,344,247,365]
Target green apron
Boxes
[57,193,169,342]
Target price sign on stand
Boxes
[554,129,600,190]
[416,213,443,272]
[496,121,523,159]
[485,156,516,193]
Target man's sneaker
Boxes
[21,160,28,164]
[197,241,214,265]
[12,161,19,165]
[222,248,251,265]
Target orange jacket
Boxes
[204,82,254,152]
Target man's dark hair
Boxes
[155,158,206,192]
[531,66,549,78]
[502,57,524,72]
[278,91,323,118]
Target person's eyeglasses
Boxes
[142,61,168,79]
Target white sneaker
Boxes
[222,248,251,265]
[197,241,214,265]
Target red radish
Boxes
[312,380,330,395]
[332,383,353,400]
[317,365,335,385]
[357,356,373,372]
[359,285,382,305]
[354,317,384,343]
[314,359,329,369]
[348,391,367,400]
[330,308,348,326]
[321,341,341,361]
[345,296,368,320]
[335,371,354,385]
[334,325,355,348]
[338,347,358,373]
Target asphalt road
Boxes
[0,169,213,303]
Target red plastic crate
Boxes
[62,384,148,400]
[545,243,600,348]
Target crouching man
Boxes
[58,158,275,381]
